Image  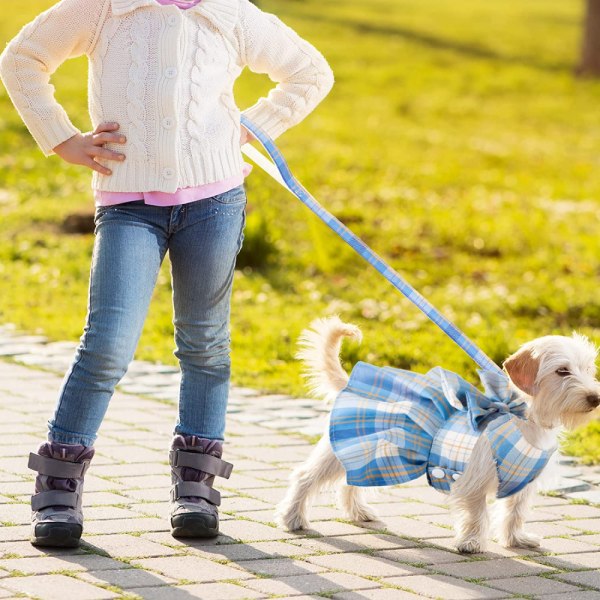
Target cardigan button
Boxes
[430,467,445,479]
[167,15,178,26]
[165,67,177,79]
[162,117,174,129]
[162,167,174,179]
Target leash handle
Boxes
[240,117,504,376]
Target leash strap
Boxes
[240,116,503,376]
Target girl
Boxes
[0,0,333,547]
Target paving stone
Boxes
[0,588,18,599]
[571,532,600,545]
[537,535,600,554]
[375,547,468,565]
[84,506,142,521]
[433,557,556,580]
[377,515,454,539]
[234,558,326,578]
[0,574,116,600]
[84,517,167,535]
[542,504,600,519]
[425,536,542,558]
[0,504,29,525]
[218,518,296,542]
[0,554,127,574]
[83,492,132,507]
[562,518,600,533]
[484,575,581,596]
[526,520,581,537]
[91,463,170,478]
[307,553,425,578]
[126,582,265,599]
[541,593,600,600]
[77,567,176,589]
[389,574,509,599]
[552,569,600,589]
[298,520,385,537]
[0,540,87,558]
[372,501,447,517]
[0,525,30,542]
[566,490,600,504]
[183,540,316,561]
[334,589,430,600]
[539,551,600,570]
[132,555,253,583]
[243,571,379,596]
[288,533,421,554]
[81,534,181,558]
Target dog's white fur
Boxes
[276,317,600,553]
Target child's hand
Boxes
[240,126,255,146]
[52,122,127,176]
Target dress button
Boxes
[162,167,174,179]
[430,467,445,479]
[452,473,461,481]
[162,117,174,129]
[167,15,178,26]
[165,67,177,79]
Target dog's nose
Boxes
[586,394,600,408]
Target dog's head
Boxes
[503,333,600,429]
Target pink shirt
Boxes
[95,0,250,207]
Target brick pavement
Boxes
[0,328,600,599]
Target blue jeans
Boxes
[47,185,247,447]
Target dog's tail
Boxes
[296,316,362,402]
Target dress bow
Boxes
[439,368,528,431]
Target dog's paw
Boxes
[499,531,541,549]
[347,504,378,523]
[455,537,483,554]
[275,508,310,532]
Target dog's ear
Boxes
[503,345,540,396]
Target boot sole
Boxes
[171,514,219,538]
[31,522,82,548]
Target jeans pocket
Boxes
[211,185,246,205]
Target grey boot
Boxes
[28,441,95,548]
[169,435,232,538]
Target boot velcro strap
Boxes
[31,490,78,512]
[171,482,221,506]
[28,453,90,478]
[169,450,232,479]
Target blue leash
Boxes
[240,116,503,376]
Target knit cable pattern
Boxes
[126,11,150,161]
[90,16,122,125]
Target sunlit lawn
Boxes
[1,0,599,459]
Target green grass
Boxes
[1,1,599,457]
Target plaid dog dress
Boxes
[329,362,556,498]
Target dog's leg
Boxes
[337,484,378,523]
[276,434,346,531]
[449,438,497,553]
[494,484,540,548]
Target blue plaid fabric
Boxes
[329,362,555,498]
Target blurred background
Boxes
[0,0,599,460]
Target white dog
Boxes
[276,316,600,553]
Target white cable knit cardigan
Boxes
[0,0,334,192]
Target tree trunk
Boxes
[579,0,600,76]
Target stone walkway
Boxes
[0,326,599,599]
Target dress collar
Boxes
[110,0,239,32]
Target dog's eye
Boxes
[556,368,571,377]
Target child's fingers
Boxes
[94,121,120,134]
[81,155,112,176]
[92,131,127,145]
[88,146,126,163]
